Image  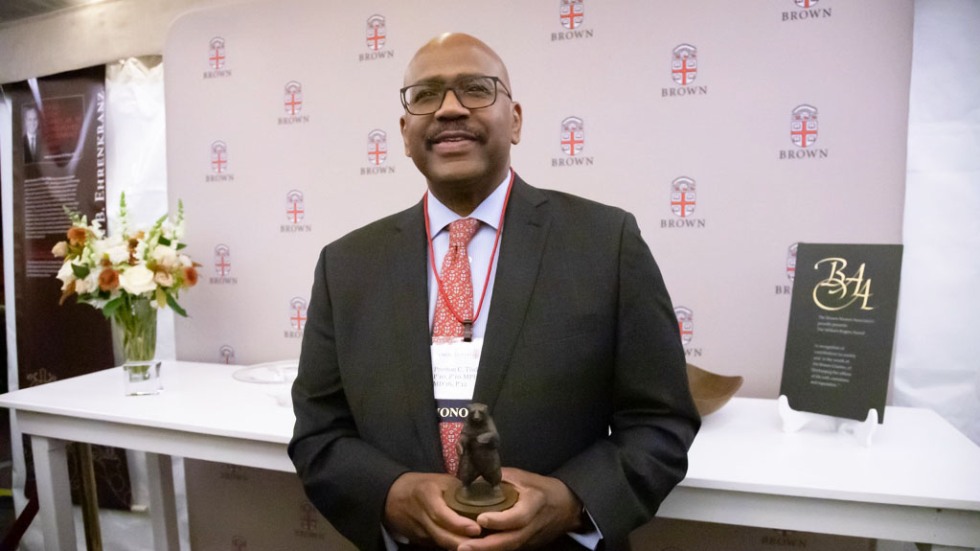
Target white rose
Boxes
[105,243,130,265]
[119,265,157,295]
[163,221,184,241]
[92,234,119,253]
[74,272,99,295]
[152,245,179,270]
[154,271,174,287]
[56,262,76,290]
[179,254,192,268]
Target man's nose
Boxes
[435,89,469,117]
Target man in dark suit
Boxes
[23,106,41,164]
[290,33,699,551]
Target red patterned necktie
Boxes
[433,217,479,475]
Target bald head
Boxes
[404,33,513,92]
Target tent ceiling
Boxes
[0,0,107,26]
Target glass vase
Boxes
[114,296,162,396]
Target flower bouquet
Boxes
[52,193,198,394]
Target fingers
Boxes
[384,472,483,547]
[457,467,584,550]
[475,483,543,532]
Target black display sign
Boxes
[780,243,903,422]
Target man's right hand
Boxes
[384,472,482,548]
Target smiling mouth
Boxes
[427,128,483,149]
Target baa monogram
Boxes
[812,257,875,312]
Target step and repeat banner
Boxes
[164,0,913,547]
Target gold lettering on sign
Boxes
[812,257,874,311]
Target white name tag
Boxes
[431,338,483,401]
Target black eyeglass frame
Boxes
[399,75,513,115]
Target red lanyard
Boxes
[423,169,515,341]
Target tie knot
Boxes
[448,218,479,248]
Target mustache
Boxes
[425,121,485,143]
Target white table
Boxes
[0,361,295,550]
[1,361,978,550]
[659,397,980,550]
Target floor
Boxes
[1,407,17,543]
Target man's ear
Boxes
[510,102,523,145]
[400,115,412,157]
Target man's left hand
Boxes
[457,467,583,551]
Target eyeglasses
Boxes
[400,75,512,115]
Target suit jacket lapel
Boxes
[475,177,551,412]
[390,202,444,469]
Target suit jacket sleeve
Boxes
[288,245,408,551]
[547,211,699,550]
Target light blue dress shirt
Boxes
[425,173,510,336]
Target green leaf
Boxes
[70,263,90,279]
[158,236,172,247]
[102,296,124,319]
[166,293,188,317]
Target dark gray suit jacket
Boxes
[289,176,700,551]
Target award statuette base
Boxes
[445,479,519,521]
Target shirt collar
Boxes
[426,171,511,235]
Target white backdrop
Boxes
[162,0,914,547]
[893,0,980,445]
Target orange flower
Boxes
[58,280,76,305]
[67,227,87,246]
[127,237,141,265]
[98,268,120,292]
[183,265,199,287]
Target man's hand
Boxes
[384,472,482,548]
[458,467,584,551]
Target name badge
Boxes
[431,338,483,401]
